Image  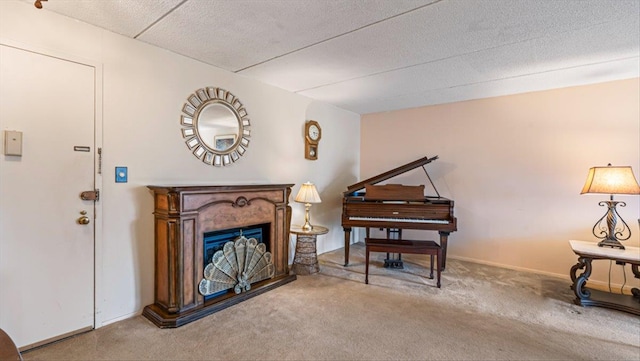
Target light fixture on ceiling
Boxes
[580,164,640,249]
[34,0,47,9]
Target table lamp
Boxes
[295,182,322,231]
[580,164,640,249]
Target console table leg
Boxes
[632,264,640,301]
[570,257,592,303]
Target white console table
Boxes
[569,240,640,315]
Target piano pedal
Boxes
[384,259,404,269]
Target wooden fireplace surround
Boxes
[143,184,296,328]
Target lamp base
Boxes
[597,239,625,250]
[591,199,630,251]
[301,203,313,231]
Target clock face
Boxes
[308,124,320,141]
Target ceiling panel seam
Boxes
[292,19,640,93]
[337,55,640,106]
[134,0,189,39]
[458,56,640,88]
[234,0,444,73]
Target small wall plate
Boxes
[115,166,128,183]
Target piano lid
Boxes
[345,155,439,195]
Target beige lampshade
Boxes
[581,165,640,195]
[295,182,322,203]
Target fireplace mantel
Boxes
[143,184,296,328]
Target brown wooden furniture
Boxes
[342,156,456,268]
[365,238,441,287]
[143,184,296,328]
[0,328,22,361]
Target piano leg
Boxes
[343,227,352,266]
[439,231,450,270]
[429,254,434,279]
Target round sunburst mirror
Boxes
[180,87,251,167]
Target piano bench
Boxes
[365,238,441,288]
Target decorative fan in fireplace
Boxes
[199,236,275,296]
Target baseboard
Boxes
[99,310,141,328]
[19,326,93,352]
[449,254,638,295]
[449,254,569,280]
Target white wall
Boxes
[362,78,640,289]
[0,1,359,326]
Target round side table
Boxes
[290,225,328,275]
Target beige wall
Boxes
[0,1,359,326]
[362,78,640,288]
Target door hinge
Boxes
[80,189,100,201]
[97,147,102,175]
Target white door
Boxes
[0,44,96,349]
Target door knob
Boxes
[77,210,90,225]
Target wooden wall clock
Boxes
[304,120,321,160]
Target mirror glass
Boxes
[180,87,251,167]
[197,103,239,151]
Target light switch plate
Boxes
[4,130,22,156]
[115,166,127,183]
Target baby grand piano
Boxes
[342,156,457,269]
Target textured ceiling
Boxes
[29,0,640,114]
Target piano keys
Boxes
[348,217,450,224]
[341,155,457,269]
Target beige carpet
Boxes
[23,243,640,360]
